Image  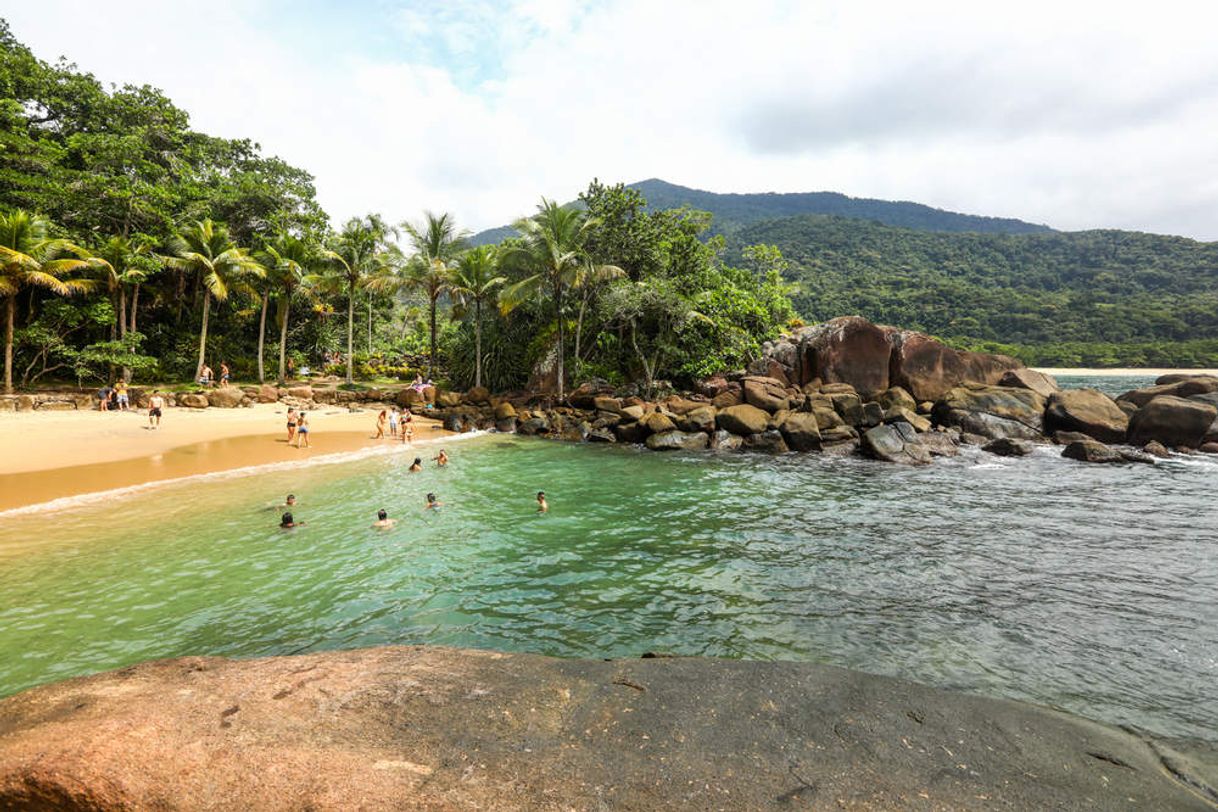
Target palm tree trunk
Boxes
[196,294,210,380]
[555,282,565,400]
[130,283,140,333]
[3,294,14,394]
[346,285,354,384]
[367,296,372,355]
[118,286,130,382]
[474,298,483,390]
[257,291,268,383]
[574,289,589,381]
[428,296,437,379]
[278,296,290,384]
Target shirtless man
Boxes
[408,457,423,472]
[433,449,449,466]
[536,491,549,513]
[147,390,165,428]
[371,509,397,529]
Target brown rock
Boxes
[178,393,209,409]
[861,422,932,465]
[287,385,314,400]
[619,405,645,421]
[1127,396,1218,449]
[709,429,744,451]
[674,405,716,433]
[465,385,491,404]
[716,404,769,436]
[932,385,1046,440]
[874,386,917,412]
[1053,431,1094,445]
[206,388,244,408]
[778,411,822,452]
[711,389,742,409]
[1198,442,1218,454]
[882,406,931,433]
[257,384,279,403]
[1043,389,1128,444]
[1142,441,1171,458]
[793,316,894,397]
[494,402,517,420]
[888,331,1021,402]
[1062,439,1123,464]
[983,437,1036,457]
[999,368,1060,398]
[812,406,845,432]
[642,411,676,435]
[645,430,709,451]
[742,377,790,413]
[1156,373,1218,385]
[437,391,463,408]
[612,421,649,444]
[743,429,789,453]
[1118,378,1218,407]
[593,395,622,413]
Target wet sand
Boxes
[0,406,447,512]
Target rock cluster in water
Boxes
[2,646,1214,810]
[435,317,1218,465]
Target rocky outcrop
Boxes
[999,368,1060,398]
[715,403,769,436]
[1043,389,1128,444]
[177,393,209,409]
[860,422,932,464]
[1,646,1212,811]
[1127,396,1218,449]
[1117,378,1218,408]
[1062,439,1125,464]
[931,385,1046,440]
[645,430,709,451]
[778,412,821,452]
[205,387,245,408]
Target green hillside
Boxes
[731,215,1218,366]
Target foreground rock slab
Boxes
[1,647,1215,811]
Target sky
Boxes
[6,0,1218,239]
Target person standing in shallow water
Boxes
[295,412,311,448]
[408,457,422,472]
[286,408,298,444]
[433,449,448,466]
[536,491,548,513]
[374,409,387,439]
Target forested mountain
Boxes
[730,215,1218,366]
[471,178,1052,244]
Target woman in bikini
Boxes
[374,409,387,439]
[286,408,298,444]
[295,412,311,448]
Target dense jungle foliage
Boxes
[0,21,793,394]
[729,216,1218,366]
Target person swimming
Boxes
[371,508,397,529]
[409,457,422,472]
[536,491,548,513]
[425,492,442,510]
[280,511,305,528]
[433,449,449,466]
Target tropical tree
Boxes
[165,219,264,379]
[257,233,316,384]
[322,215,393,384]
[93,234,155,341]
[449,245,506,389]
[0,210,95,393]
[401,212,468,378]
[500,199,621,400]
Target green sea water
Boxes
[1,382,1216,744]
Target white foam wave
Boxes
[0,429,491,519]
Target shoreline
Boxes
[0,405,448,513]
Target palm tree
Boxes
[0,211,95,393]
[165,219,264,380]
[257,234,315,384]
[450,245,506,389]
[322,215,393,384]
[401,212,469,378]
[93,235,153,341]
[500,199,621,400]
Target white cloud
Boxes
[6,0,1218,238]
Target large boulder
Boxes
[436,391,463,408]
[888,330,1021,402]
[641,411,677,435]
[742,376,789,413]
[778,411,822,452]
[645,430,709,451]
[257,384,280,403]
[206,387,244,408]
[1043,389,1128,444]
[494,401,517,420]
[674,405,716,433]
[882,406,931,433]
[716,404,769,436]
[287,385,314,400]
[793,316,893,397]
[396,388,425,408]
[1062,439,1124,464]
[612,421,649,444]
[860,422,932,465]
[178,393,209,409]
[1118,378,1218,408]
[999,368,1060,398]
[1156,372,1218,385]
[932,385,1046,440]
[517,415,551,436]
[983,437,1036,457]
[743,429,789,453]
[709,429,744,451]
[1126,396,1218,449]
[874,386,917,412]
[465,385,491,404]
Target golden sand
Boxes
[0,403,445,512]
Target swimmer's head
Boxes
[413,458,422,465]
[426,493,436,503]
[280,512,294,527]
[286,494,296,505]
[537,491,545,499]
[377,509,387,520]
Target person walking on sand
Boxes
[147,390,165,428]
[536,491,548,513]
[286,408,299,444]
[114,379,130,411]
[295,412,311,448]
[371,509,397,529]
[199,364,213,387]
[433,449,449,466]
[219,361,230,387]
[374,409,387,439]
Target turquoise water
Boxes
[1,427,1216,744]
[1055,374,1156,396]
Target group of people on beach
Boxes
[285,408,311,448]
[96,380,131,412]
[197,362,230,387]
[277,455,549,529]
[373,407,417,443]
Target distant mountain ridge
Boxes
[470,178,1053,244]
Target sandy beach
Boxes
[0,403,446,512]
[1032,367,1218,377]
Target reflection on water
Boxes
[1,425,1216,744]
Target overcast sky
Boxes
[7,1,1218,239]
